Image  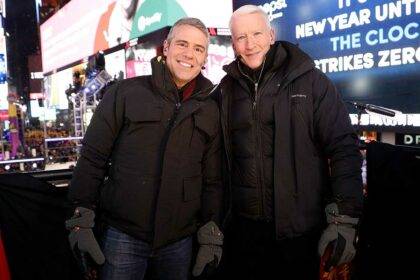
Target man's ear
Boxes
[163,40,169,56]
[201,59,207,70]
[270,28,275,44]
[232,42,239,58]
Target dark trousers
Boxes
[219,216,320,280]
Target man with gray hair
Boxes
[215,4,363,279]
[66,17,224,280]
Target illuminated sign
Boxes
[350,113,420,127]
[30,100,43,118]
[396,133,420,146]
[0,109,7,120]
[0,53,5,83]
[202,37,235,84]
[234,0,420,114]
[40,0,232,73]
[259,0,288,21]
[44,69,72,110]
[30,93,45,100]
[0,83,7,110]
[125,44,157,78]
[0,32,7,110]
[31,72,44,79]
[104,49,126,80]
[0,0,5,18]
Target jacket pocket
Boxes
[105,171,159,231]
[291,102,319,157]
[126,103,162,122]
[189,114,215,152]
[176,176,202,231]
[194,114,215,139]
[125,103,162,138]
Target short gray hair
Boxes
[167,17,210,46]
[229,5,271,33]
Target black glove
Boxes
[318,203,359,270]
[192,221,223,277]
[65,207,105,276]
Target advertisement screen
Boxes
[125,43,157,78]
[202,36,235,84]
[0,53,6,84]
[0,33,8,110]
[30,100,44,118]
[0,110,7,121]
[45,68,73,110]
[105,49,126,80]
[233,0,420,113]
[41,0,232,74]
[0,83,7,110]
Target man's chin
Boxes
[178,73,199,82]
[243,59,264,69]
[174,75,195,87]
[248,63,263,69]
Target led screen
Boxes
[233,0,420,113]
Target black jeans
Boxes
[220,216,320,280]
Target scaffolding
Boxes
[42,70,112,167]
[70,70,112,139]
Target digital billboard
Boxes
[40,0,233,74]
[0,30,8,110]
[44,68,73,110]
[125,43,157,78]
[233,0,420,113]
[0,83,7,110]
[0,53,6,84]
[29,100,43,118]
[202,36,235,84]
[105,49,126,80]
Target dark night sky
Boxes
[5,0,39,101]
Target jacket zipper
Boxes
[253,82,266,218]
[252,83,258,120]
[160,100,181,177]
[153,99,181,247]
[252,73,277,220]
[237,60,274,220]
[153,83,215,246]
[255,71,286,215]
[161,83,215,163]
[220,88,232,172]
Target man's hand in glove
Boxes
[192,221,223,277]
[318,203,359,271]
[65,207,105,278]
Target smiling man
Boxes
[214,5,363,279]
[163,23,207,88]
[66,18,223,280]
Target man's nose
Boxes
[182,47,194,58]
[245,36,256,50]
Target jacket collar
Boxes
[223,41,315,88]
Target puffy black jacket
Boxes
[227,45,287,221]
[216,42,363,238]
[68,57,223,249]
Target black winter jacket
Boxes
[68,57,223,249]
[226,44,286,221]
[216,41,363,238]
